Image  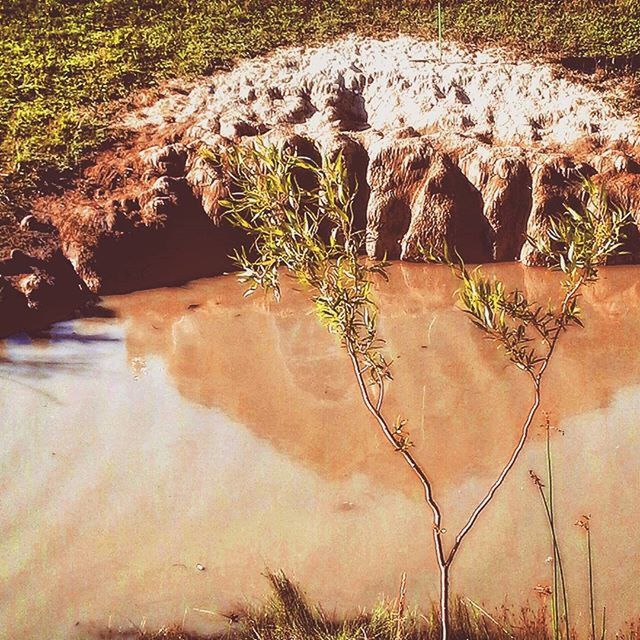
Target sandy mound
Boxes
[127,35,639,148]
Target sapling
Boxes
[209,141,628,640]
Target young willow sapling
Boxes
[207,141,628,640]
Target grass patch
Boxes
[114,571,550,640]
[1,0,640,208]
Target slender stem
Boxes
[395,572,407,640]
[437,2,443,61]
[440,563,450,640]
[550,585,559,640]
[447,382,541,563]
[542,273,585,373]
[546,428,570,640]
[375,371,384,412]
[347,343,449,640]
[535,482,570,640]
[588,527,596,640]
[546,427,560,640]
[347,346,445,554]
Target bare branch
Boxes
[346,343,447,569]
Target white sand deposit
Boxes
[126,35,639,149]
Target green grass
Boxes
[117,571,550,640]
[1,0,640,208]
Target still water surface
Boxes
[1,263,639,638]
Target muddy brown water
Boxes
[1,263,639,639]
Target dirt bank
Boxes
[3,36,640,337]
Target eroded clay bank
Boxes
[3,36,640,336]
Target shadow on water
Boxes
[0,352,92,403]
[80,303,117,319]
[30,321,121,345]
[0,370,65,404]
[0,357,90,377]
[0,321,122,398]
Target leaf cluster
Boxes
[528,178,631,287]
[215,141,390,387]
[457,179,629,377]
[458,271,557,373]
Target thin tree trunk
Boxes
[347,344,450,640]
[440,563,450,640]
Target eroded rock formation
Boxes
[366,132,494,261]
[3,36,640,336]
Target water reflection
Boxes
[1,263,639,640]
[113,263,640,495]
